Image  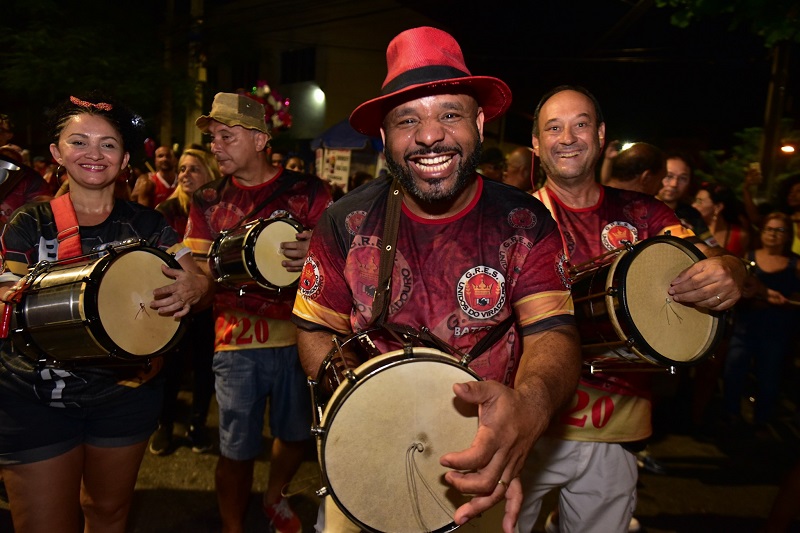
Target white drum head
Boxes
[321,350,479,533]
[253,220,301,288]
[98,250,181,356]
[610,240,719,363]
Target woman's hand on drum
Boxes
[281,230,312,272]
[668,255,745,311]
[439,380,532,533]
[151,259,213,318]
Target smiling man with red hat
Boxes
[292,26,581,532]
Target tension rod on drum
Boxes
[329,335,358,383]
[587,362,677,374]
[567,240,633,278]
[418,326,472,365]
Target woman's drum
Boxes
[10,244,186,366]
[310,329,502,533]
[209,217,304,293]
[569,235,726,372]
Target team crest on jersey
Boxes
[601,221,638,250]
[345,210,367,236]
[457,266,505,319]
[508,208,536,229]
[350,236,413,313]
[298,255,322,298]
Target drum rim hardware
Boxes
[9,243,185,369]
[208,216,304,294]
[309,325,482,533]
[570,235,727,373]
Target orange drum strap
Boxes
[50,193,82,260]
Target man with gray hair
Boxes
[185,92,332,533]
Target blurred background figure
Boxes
[722,212,800,433]
[0,114,13,146]
[270,148,286,168]
[502,146,534,192]
[477,145,505,182]
[693,181,751,256]
[150,147,221,456]
[31,155,50,177]
[603,141,666,196]
[131,145,178,208]
[0,117,53,226]
[768,174,800,256]
[285,156,304,172]
[657,151,716,245]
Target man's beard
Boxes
[384,140,482,204]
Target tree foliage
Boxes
[655,0,800,47]
[696,123,800,204]
[0,0,194,143]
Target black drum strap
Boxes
[369,178,403,327]
[467,314,516,359]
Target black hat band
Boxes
[381,65,470,96]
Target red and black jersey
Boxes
[293,175,574,386]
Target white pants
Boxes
[516,437,637,533]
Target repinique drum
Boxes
[209,217,304,292]
[570,235,725,371]
[310,330,485,533]
[11,245,185,366]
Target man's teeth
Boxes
[416,155,449,172]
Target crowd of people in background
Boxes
[0,23,799,533]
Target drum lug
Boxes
[311,425,325,437]
[315,486,328,498]
[622,336,632,347]
[607,286,617,296]
[344,369,357,383]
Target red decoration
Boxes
[144,137,156,158]
[237,81,293,132]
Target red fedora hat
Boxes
[349,27,512,137]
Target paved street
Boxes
[2,372,799,532]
